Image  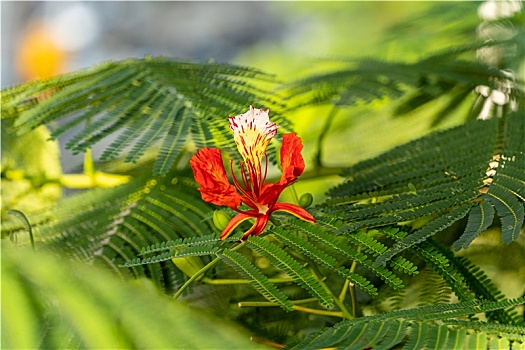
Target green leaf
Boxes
[290,219,404,290]
[286,298,525,350]
[3,58,288,176]
[453,200,495,251]
[247,235,334,308]
[1,247,263,349]
[484,185,524,244]
[220,248,294,311]
[375,203,472,266]
[1,173,216,293]
[271,226,378,296]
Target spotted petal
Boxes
[228,106,279,164]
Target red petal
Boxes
[256,133,306,208]
[257,133,306,207]
[278,133,305,186]
[271,202,316,223]
[243,215,270,239]
[258,182,287,208]
[190,148,241,209]
[220,212,254,240]
[219,212,269,240]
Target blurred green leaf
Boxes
[1,246,265,349]
[1,119,62,218]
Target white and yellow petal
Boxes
[228,106,279,163]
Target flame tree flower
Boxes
[190,106,315,240]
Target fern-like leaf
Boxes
[453,200,495,251]
[289,219,404,290]
[138,234,223,255]
[285,33,522,125]
[319,112,523,264]
[271,226,378,296]
[247,235,334,308]
[2,58,288,175]
[375,203,472,266]
[122,245,219,268]
[381,226,524,325]
[1,173,216,293]
[484,185,524,244]
[286,298,525,350]
[220,248,294,311]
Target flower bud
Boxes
[172,255,205,280]
[213,210,231,231]
[298,193,313,208]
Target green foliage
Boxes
[2,2,524,348]
[2,172,217,293]
[271,226,380,295]
[317,112,524,266]
[247,235,334,308]
[220,248,295,311]
[1,246,262,349]
[285,40,523,126]
[286,298,525,350]
[2,58,288,175]
[454,200,495,251]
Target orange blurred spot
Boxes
[16,22,67,80]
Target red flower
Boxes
[190,106,315,240]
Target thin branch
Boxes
[202,277,294,285]
[7,210,35,250]
[349,250,360,318]
[173,241,247,300]
[238,298,317,307]
[314,105,340,170]
[238,301,345,318]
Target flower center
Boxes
[230,153,269,209]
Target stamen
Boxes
[239,162,251,192]
[262,153,269,185]
[230,158,259,210]
[230,159,250,197]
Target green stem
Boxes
[202,277,294,285]
[339,279,349,302]
[317,276,353,319]
[302,260,352,319]
[84,117,95,178]
[84,148,95,178]
[238,298,317,307]
[349,281,358,319]
[348,249,360,318]
[314,105,339,170]
[293,305,344,318]
[238,301,344,318]
[289,184,300,206]
[7,210,35,250]
[290,250,353,319]
[173,241,246,300]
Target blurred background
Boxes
[2,1,443,174]
[2,2,429,86]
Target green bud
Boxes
[298,193,314,209]
[213,210,231,231]
[172,255,205,280]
